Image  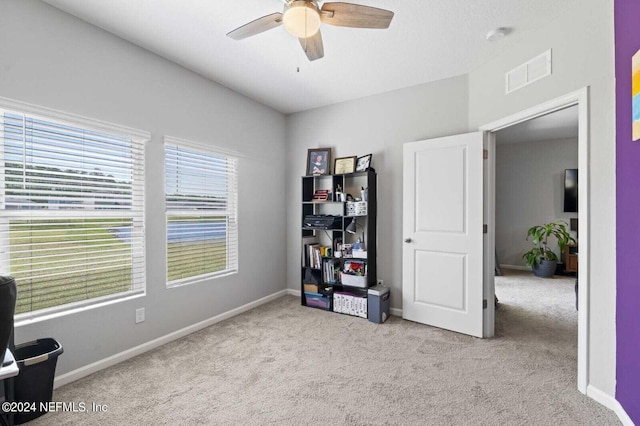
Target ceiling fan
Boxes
[226,1,394,61]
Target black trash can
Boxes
[13,338,63,424]
[0,276,17,361]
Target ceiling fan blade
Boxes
[320,2,394,29]
[299,30,324,61]
[227,12,283,40]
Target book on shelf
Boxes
[310,244,320,269]
[322,259,339,284]
[302,237,318,268]
[302,245,307,267]
[312,189,331,201]
[305,244,333,269]
[303,243,319,269]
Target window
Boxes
[164,137,238,286]
[0,100,148,318]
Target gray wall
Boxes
[285,76,470,309]
[495,138,578,267]
[467,0,615,395]
[0,0,287,376]
[287,0,616,397]
[1,0,617,404]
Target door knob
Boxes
[404,238,412,243]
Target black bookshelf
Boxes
[300,170,377,315]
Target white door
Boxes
[402,132,484,337]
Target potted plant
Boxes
[522,221,576,278]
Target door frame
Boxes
[479,87,590,394]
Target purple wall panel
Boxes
[615,0,640,422]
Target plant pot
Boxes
[532,260,557,278]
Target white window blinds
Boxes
[164,137,238,286]
[0,104,147,317]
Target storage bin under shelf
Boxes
[303,292,332,311]
[340,273,367,288]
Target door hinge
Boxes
[483,224,488,234]
[483,299,488,309]
[483,149,488,159]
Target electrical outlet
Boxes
[377,279,384,286]
[135,307,145,324]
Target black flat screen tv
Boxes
[564,169,578,213]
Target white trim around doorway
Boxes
[479,87,590,395]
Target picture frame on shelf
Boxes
[307,148,331,176]
[355,154,372,172]
[334,156,357,174]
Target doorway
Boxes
[494,105,578,274]
[480,88,589,394]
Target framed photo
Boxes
[355,154,372,172]
[334,156,357,175]
[306,148,331,176]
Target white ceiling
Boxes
[42,0,579,114]
[496,105,579,145]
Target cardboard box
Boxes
[303,284,319,293]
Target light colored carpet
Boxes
[30,271,619,425]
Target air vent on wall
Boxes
[505,49,552,94]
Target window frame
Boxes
[164,136,239,288]
[0,97,149,322]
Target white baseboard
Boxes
[586,385,635,426]
[286,288,301,297]
[500,264,530,271]
[54,289,289,389]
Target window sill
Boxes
[14,290,146,327]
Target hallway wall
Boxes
[495,137,578,267]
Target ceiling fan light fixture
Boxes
[283,1,321,38]
[226,0,394,61]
